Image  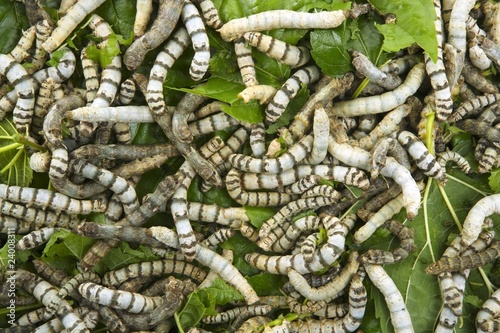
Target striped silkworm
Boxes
[229,134,313,173]
[265,65,320,123]
[78,282,163,313]
[0,199,80,230]
[284,175,322,194]
[234,37,258,87]
[133,0,153,37]
[172,93,208,142]
[118,78,136,105]
[476,289,500,333]
[478,144,500,174]
[437,151,473,174]
[26,20,52,75]
[81,43,100,104]
[271,215,321,253]
[102,259,207,286]
[301,106,330,165]
[202,304,272,324]
[235,316,271,333]
[182,1,210,81]
[424,0,453,121]
[16,270,89,333]
[193,0,222,29]
[331,62,425,117]
[246,214,355,274]
[124,0,184,70]
[380,54,422,75]
[450,93,500,122]
[218,9,348,41]
[456,119,500,148]
[462,60,499,94]
[426,240,500,275]
[0,184,106,214]
[243,31,310,67]
[287,251,360,302]
[238,84,277,104]
[0,215,32,234]
[359,219,416,264]
[289,72,354,139]
[300,232,321,262]
[365,264,414,333]
[328,139,421,219]
[16,227,61,250]
[352,50,402,90]
[352,114,376,140]
[32,78,56,137]
[396,130,447,184]
[42,0,107,53]
[249,122,266,157]
[0,54,35,134]
[9,25,36,63]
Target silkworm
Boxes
[468,42,492,70]
[284,175,322,194]
[352,50,402,90]
[289,72,354,139]
[27,20,52,75]
[9,25,36,63]
[182,1,210,81]
[229,134,313,173]
[102,258,207,287]
[397,130,447,184]
[0,54,35,134]
[118,78,136,105]
[16,270,89,333]
[437,151,472,174]
[331,62,425,117]
[133,0,153,37]
[328,139,420,219]
[243,31,310,67]
[234,37,258,87]
[476,33,500,69]
[462,60,499,94]
[66,105,154,123]
[71,143,179,160]
[450,93,500,122]
[246,214,355,274]
[359,219,416,264]
[301,106,330,165]
[476,288,500,332]
[202,304,272,324]
[265,65,320,123]
[364,264,414,333]
[478,145,500,173]
[78,282,163,313]
[238,84,277,104]
[218,9,348,41]
[456,119,500,148]
[235,316,271,333]
[16,227,61,250]
[0,184,106,214]
[172,93,207,142]
[286,251,359,302]
[189,112,239,138]
[124,0,184,70]
[0,214,32,233]
[42,0,106,52]
[380,54,422,75]
[32,78,56,137]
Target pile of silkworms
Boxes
[1,0,500,332]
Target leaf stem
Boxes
[0,142,22,153]
[446,174,490,197]
[436,183,462,232]
[1,146,24,174]
[423,177,436,262]
[352,78,369,99]
[14,134,47,152]
[174,311,185,333]
[478,267,496,294]
[425,110,435,155]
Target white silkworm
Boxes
[182,1,210,80]
[460,194,500,247]
[66,105,154,123]
[134,0,153,37]
[265,65,320,123]
[397,130,447,184]
[365,264,414,333]
[331,63,426,117]
[302,106,330,165]
[43,0,107,53]
[78,282,163,313]
[238,84,277,104]
[218,9,348,41]
[352,50,401,90]
[234,37,258,87]
[146,27,190,115]
[243,32,310,67]
[469,42,492,70]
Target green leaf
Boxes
[177,278,243,330]
[94,242,159,274]
[220,232,262,276]
[244,206,277,229]
[0,0,29,54]
[85,32,121,68]
[95,0,136,37]
[310,15,385,77]
[489,169,500,193]
[0,118,32,187]
[368,0,438,62]
[246,272,288,296]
